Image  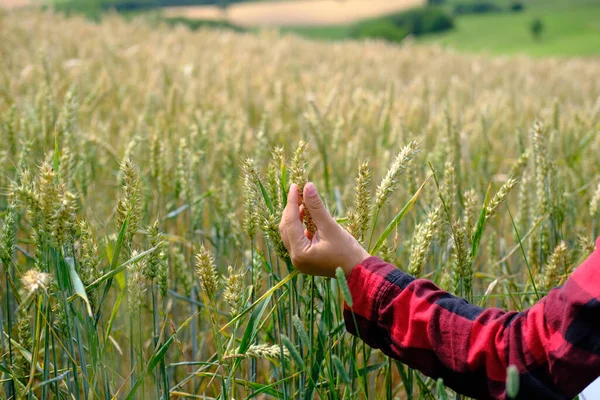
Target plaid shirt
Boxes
[343,239,600,400]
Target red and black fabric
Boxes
[343,239,600,400]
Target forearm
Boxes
[343,257,503,398]
[343,251,600,399]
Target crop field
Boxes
[161,0,425,27]
[1,8,600,400]
[0,0,35,9]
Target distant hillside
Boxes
[45,0,262,19]
[162,0,424,27]
[47,0,263,15]
[88,0,259,12]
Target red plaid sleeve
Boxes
[343,239,600,400]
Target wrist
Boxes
[343,247,370,277]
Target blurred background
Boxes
[1,0,600,399]
[2,0,599,58]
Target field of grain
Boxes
[1,9,600,400]
[0,0,35,9]
[162,0,425,26]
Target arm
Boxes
[344,250,600,400]
[278,182,600,399]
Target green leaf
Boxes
[95,212,128,324]
[507,205,540,301]
[5,335,45,374]
[471,181,492,259]
[257,176,274,214]
[192,372,295,399]
[335,267,353,308]
[102,287,126,352]
[125,312,199,400]
[304,317,327,400]
[65,257,93,317]
[230,293,273,375]
[87,245,161,290]
[220,270,300,332]
[0,363,11,374]
[395,361,413,400]
[33,371,71,391]
[244,373,300,399]
[370,174,432,254]
[357,362,387,377]
[165,191,212,219]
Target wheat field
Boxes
[162,0,425,27]
[1,8,600,400]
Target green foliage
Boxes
[351,7,454,42]
[510,1,525,12]
[530,17,544,40]
[162,16,243,31]
[453,2,504,15]
[351,19,409,42]
[50,0,258,20]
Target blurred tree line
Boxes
[52,0,247,17]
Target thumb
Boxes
[283,184,309,248]
[303,182,335,231]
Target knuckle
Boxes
[309,198,324,211]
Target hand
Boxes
[279,182,370,278]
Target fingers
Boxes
[280,184,309,251]
[303,182,335,232]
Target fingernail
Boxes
[305,182,317,196]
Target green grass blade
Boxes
[220,270,300,332]
[32,371,71,391]
[257,177,274,214]
[95,212,129,325]
[230,292,273,376]
[395,361,413,400]
[471,181,492,259]
[506,205,540,301]
[86,244,161,291]
[124,312,199,400]
[370,174,432,254]
[244,372,301,399]
[102,287,126,352]
[303,317,326,400]
[65,257,93,317]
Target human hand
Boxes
[279,182,370,277]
